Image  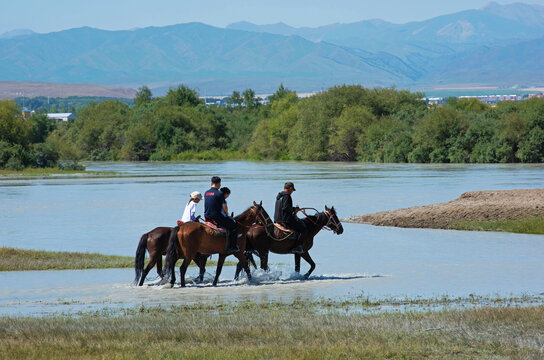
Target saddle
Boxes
[274,222,293,233]
[203,219,243,238]
[204,219,227,235]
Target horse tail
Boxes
[162,226,180,284]
[134,232,148,284]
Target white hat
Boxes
[190,191,203,200]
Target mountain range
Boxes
[1,2,544,95]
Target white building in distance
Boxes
[47,113,76,122]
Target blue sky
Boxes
[1,0,544,34]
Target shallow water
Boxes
[1,161,543,316]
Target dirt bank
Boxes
[345,189,544,229]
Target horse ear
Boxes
[331,206,335,211]
[253,201,257,206]
[325,205,329,211]
[259,200,262,206]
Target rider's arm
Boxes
[222,203,229,216]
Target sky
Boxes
[1,0,544,34]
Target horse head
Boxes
[324,205,343,235]
[252,201,264,223]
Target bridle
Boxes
[299,208,342,233]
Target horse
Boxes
[162,201,263,287]
[134,226,208,286]
[236,205,343,279]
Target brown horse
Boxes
[236,206,343,279]
[162,201,263,287]
[134,226,208,286]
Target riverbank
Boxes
[345,189,544,234]
[1,299,542,359]
[0,248,232,271]
[0,168,117,179]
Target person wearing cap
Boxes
[181,191,203,223]
[274,181,306,254]
[204,176,240,254]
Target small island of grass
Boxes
[345,189,544,235]
[0,248,232,272]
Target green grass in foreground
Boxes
[0,301,543,359]
[0,248,233,271]
[452,216,544,235]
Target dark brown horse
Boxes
[134,226,208,286]
[134,227,172,286]
[236,206,343,279]
[162,201,263,287]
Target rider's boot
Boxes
[225,232,240,254]
[291,235,304,254]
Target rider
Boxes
[274,181,307,254]
[220,187,231,216]
[204,176,240,254]
[181,191,202,223]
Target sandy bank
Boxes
[345,189,544,229]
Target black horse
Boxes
[235,206,343,279]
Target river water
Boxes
[1,161,543,316]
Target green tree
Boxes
[227,91,243,108]
[165,85,202,107]
[269,83,294,103]
[0,100,32,146]
[242,89,257,108]
[134,85,152,107]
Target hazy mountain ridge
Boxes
[1,2,544,95]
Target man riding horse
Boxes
[274,181,307,254]
[204,176,240,254]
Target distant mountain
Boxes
[421,36,544,86]
[227,3,544,61]
[1,3,544,94]
[0,29,36,39]
[482,1,544,28]
[0,81,137,99]
[0,23,420,94]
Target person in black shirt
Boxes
[204,176,239,254]
[274,181,306,254]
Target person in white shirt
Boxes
[181,191,203,223]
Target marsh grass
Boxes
[0,300,542,359]
[452,217,544,235]
[0,248,232,271]
[0,168,119,180]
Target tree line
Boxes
[1,84,543,170]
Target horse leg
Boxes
[213,254,226,286]
[294,254,301,273]
[261,251,269,272]
[194,254,208,283]
[234,260,243,280]
[301,252,315,279]
[234,251,252,282]
[247,252,258,269]
[139,258,157,286]
[179,258,191,287]
[157,256,163,278]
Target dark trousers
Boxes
[286,217,307,245]
[211,215,238,245]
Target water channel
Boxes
[1,161,543,316]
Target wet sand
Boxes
[345,189,544,229]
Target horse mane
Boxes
[234,205,256,221]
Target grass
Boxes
[452,216,544,235]
[0,168,116,177]
[0,300,542,359]
[0,247,234,271]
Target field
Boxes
[0,299,542,359]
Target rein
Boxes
[299,208,337,232]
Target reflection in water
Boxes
[1,162,543,316]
